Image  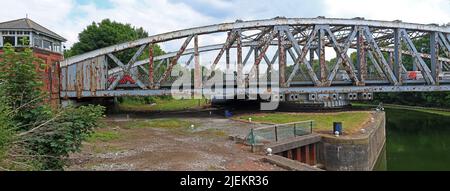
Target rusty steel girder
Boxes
[60,17,450,98]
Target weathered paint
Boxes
[61,17,450,67]
[148,43,154,89]
[278,30,286,88]
[59,18,450,99]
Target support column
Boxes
[278,30,286,87]
[310,144,316,165]
[394,29,402,84]
[318,29,327,83]
[431,32,440,84]
[287,150,293,160]
[254,48,260,89]
[148,43,154,89]
[357,27,367,83]
[236,31,244,99]
[296,148,302,162]
[194,35,202,98]
[226,32,231,70]
[304,146,310,165]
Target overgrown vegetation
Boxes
[0,44,104,170]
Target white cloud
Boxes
[0,0,219,49]
[324,0,450,25]
[0,0,448,53]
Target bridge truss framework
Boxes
[59,17,450,106]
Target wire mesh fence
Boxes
[246,120,315,145]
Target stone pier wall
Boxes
[317,111,386,171]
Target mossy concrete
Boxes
[317,112,386,171]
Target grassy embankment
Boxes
[87,97,212,143]
[236,111,371,134]
[352,103,450,117]
[119,97,209,112]
[87,118,225,143]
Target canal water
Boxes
[375,108,450,171]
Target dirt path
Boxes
[67,112,283,171]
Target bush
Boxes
[0,101,12,161]
[18,105,105,170]
[0,44,105,170]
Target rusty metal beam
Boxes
[324,25,361,85]
[357,27,367,83]
[393,28,402,84]
[194,35,202,98]
[62,18,450,67]
[367,50,387,79]
[284,26,320,86]
[287,48,307,81]
[158,35,194,86]
[236,31,245,98]
[431,32,440,84]
[126,44,147,71]
[148,43,154,89]
[210,31,237,72]
[278,30,286,88]
[363,26,398,85]
[318,28,327,83]
[327,28,357,83]
[401,29,435,85]
[107,53,126,68]
[62,85,450,98]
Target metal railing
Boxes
[246,120,314,145]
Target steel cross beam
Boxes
[157,35,194,87]
[283,26,320,86]
[323,25,361,85]
[107,44,148,90]
[327,27,357,84]
[60,18,450,100]
[248,29,277,81]
[400,29,435,85]
[363,26,399,85]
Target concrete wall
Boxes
[317,111,386,171]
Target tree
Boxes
[0,44,105,170]
[65,19,171,104]
[65,19,164,63]
[0,43,47,129]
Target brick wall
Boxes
[0,48,63,108]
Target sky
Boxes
[0,0,449,50]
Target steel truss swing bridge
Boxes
[60,17,450,107]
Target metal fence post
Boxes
[275,125,278,142]
[250,128,256,145]
[310,121,313,134]
[294,124,297,137]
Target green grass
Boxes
[236,112,370,133]
[125,119,194,129]
[86,131,121,142]
[119,97,209,112]
[353,103,450,117]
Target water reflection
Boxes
[376,108,450,171]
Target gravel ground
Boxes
[66,111,283,171]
